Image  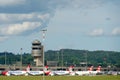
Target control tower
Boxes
[31,40,43,66]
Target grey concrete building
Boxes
[31,40,43,66]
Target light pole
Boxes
[20,48,23,70]
[41,29,47,80]
[57,51,59,67]
[85,51,88,71]
[61,49,64,70]
[4,51,7,70]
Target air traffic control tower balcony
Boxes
[31,40,43,66]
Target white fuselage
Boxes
[27,71,44,75]
[51,71,70,75]
[75,71,90,76]
[8,71,27,76]
[75,70,102,76]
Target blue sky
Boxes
[0,0,120,53]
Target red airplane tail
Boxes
[44,66,51,75]
[67,66,74,72]
[96,66,101,72]
[26,64,30,71]
[44,65,49,71]
[88,66,93,71]
[1,71,10,76]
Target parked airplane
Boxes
[75,66,93,76]
[1,65,36,76]
[91,66,102,75]
[48,66,75,76]
[1,69,27,76]
[1,65,50,76]
[26,65,43,75]
[75,66,102,76]
[26,65,50,76]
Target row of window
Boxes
[32,48,42,50]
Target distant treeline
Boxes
[0,49,120,67]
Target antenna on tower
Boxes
[41,29,47,80]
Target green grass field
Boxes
[0,75,120,80]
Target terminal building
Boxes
[31,40,43,66]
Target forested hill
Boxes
[45,49,120,67]
[0,49,120,67]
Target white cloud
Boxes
[0,12,51,42]
[0,22,41,36]
[0,13,51,36]
[0,13,50,24]
[0,0,116,42]
[89,29,104,37]
[0,0,26,6]
[112,27,120,36]
[38,13,51,21]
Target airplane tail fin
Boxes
[44,65,48,71]
[96,66,101,72]
[68,66,74,72]
[2,71,10,76]
[44,66,52,75]
[88,66,93,71]
[26,64,30,71]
